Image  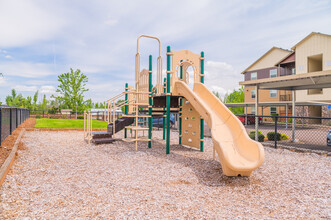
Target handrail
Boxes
[137,35,161,56]
[105,92,125,103]
[136,35,163,95]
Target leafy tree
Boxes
[33,90,39,110]
[53,68,89,112]
[224,86,244,115]
[213,91,222,102]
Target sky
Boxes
[0,0,331,104]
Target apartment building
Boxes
[291,32,331,118]
[242,32,331,119]
[241,47,292,116]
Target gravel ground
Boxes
[0,130,330,219]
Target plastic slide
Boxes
[173,81,265,176]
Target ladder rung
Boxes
[125,126,149,130]
[122,138,151,142]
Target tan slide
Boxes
[173,81,265,176]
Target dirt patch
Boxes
[0,118,35,167]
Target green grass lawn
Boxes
[35,118,108,129]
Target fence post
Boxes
[275,115,278,149]
[10,108,12,135]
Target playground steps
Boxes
[107,117,134,135]
[91,131,116,144]
[90,117,134,144]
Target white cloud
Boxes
[104,19,118,26]
[0,0,67,47]
[0,62,55,78]
[0,77,5,85]
[14,85,38,92]
[4,55,12,59]
[0,0,330,103]
[40,86,56,94]
[210,85,233,99]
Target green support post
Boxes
[179,60,183,145]
[124,83,128,138]
[163,77,166,140]
[200,51,205,152]
[148,55,153,148]
[166,46,171,154]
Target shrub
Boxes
[271,113,279,122]
[281,134,289,140]
[288,118,292,123]
[250,130,261,135]
[61,115,67,119]
[77,116,84,119]
[249,133,265,142]
[267,132,281,141]
[36,115,41,119]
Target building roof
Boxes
[241,47,292,74]
[291,32,331,50]
[275,52,295,66]
[239,70,331,91]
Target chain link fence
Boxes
[0,107,30,145]
[237,114,331,153]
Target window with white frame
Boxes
[270,69,277,78]
[270,107,277,114]
[251,106,256,114]
[270,89,277,98]
[251,90,256,99]
[251,72,257,80]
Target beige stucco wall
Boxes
[246,48,291,72]
[295,34,331,102]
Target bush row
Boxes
[249,130,289,142]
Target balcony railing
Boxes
[279,94,292,101]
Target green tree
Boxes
[213,91,222,102]
[53,68,89,112]
[33,90,39,110]
[224,87,244,115]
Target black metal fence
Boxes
[29,110,122,121]
[237,114,331,153]
[0,107,30,145]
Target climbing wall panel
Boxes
[181,98,201,149]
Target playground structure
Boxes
[84,35,265,176]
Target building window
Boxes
[251,72,257,80]
[292,68,295,75]
[251,106,256,114]
[307,89,323,95]
[251,90,256,99]
[270,90,277,98]
[270,69,277,78]
[270,107,277,114]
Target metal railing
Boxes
[0,106,30,145]
[279,94,292,101]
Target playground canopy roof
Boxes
[239,70,331,90]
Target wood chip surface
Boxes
[0,130,330,218]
